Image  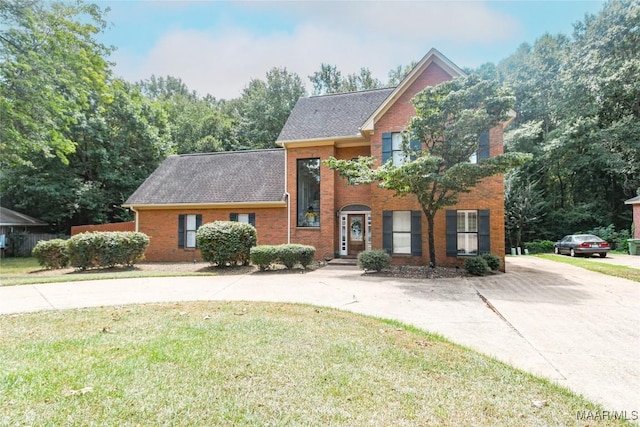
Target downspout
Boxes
[130,207,139,232]
[283,143,291,244]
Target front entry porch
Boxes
[338,205,371,257]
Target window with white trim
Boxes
[178,214,202,249]
[457,210,478,255]
[391,132,409,166]
[392,211,412,254]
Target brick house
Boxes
[124,48,508,267]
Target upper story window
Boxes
[297,158,320,227]
[382,132,421,167]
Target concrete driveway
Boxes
[0,256,638,415]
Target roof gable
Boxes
[360,48,465,132]
[125,149,286,206]
[276,88,394,143]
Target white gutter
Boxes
[283,142,291,244]
[130,207,139,232]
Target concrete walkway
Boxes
[0,256,638,414]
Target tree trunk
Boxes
[426,212,436,267]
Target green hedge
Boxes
[357,250,391,272]
[524,240,555,254]
[249,244,316,270]
[67,232,149,270]
[32,239,69,269]
[250,246,278,271]
[197,221,257,267]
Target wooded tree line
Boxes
[1,0,637,243]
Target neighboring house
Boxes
[0,206,49,256]
[124,48,508,267]
[625,195,640,240]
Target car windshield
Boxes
[574,234,603,242]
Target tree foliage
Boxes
[489,0,639,240]
[309,64,384,95]
[0,0,111,167]
[326,76,530,266]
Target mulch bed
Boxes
[363,265,471,279]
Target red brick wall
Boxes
[137,207,287,262]
[71,222,135,236]
[633,204,640,239]
[368,62,506,269]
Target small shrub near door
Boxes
[357,250,391,272]
[197,221,257,267]
[32,239,69,269]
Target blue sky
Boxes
[98,1,606,100]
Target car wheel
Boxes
[570,248,576,257]
[554,247,560,255]
[600,252,607,258]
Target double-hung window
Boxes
[382,132,421,166]
[446,209,490,256]
[178,214,202,248]
[456,210,478,255]
[230,213,255,226]
[382,210,422,256]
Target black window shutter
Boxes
[446,210,457,256]
[382,133,392,163]
[478,131,490,159]
[382,211,393,254]
[230,213,238,222]
[248,213,255,226]
[411,210,422,256]
[178,214,185,248]
[478,210,490,254]
[196,215,202,229]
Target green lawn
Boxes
[0,301,627,426]
[536,254,640,283]
[0,257,217,287]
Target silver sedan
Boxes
[554,234,611,257]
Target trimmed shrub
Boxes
[67,232,149,270]
[292,245,316,268]
[97,232,149,267]
[250,246,278,271]
[480,253,501,271]
[524,240,555,254]
[197,221,257,267]
[32,239,69,269]
[357,250,391,272]
[67,232,102,270]
[465,257,490,276]
[275,244,298,269]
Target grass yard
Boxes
[0,257,218,287]
[536,254,640,283]
[0,301,628,426]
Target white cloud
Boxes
[110,2,521,99]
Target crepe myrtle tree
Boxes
[325,76,531,266]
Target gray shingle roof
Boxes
[276,87,394,142]
[0,207,48,226]
[125,149,285,205]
